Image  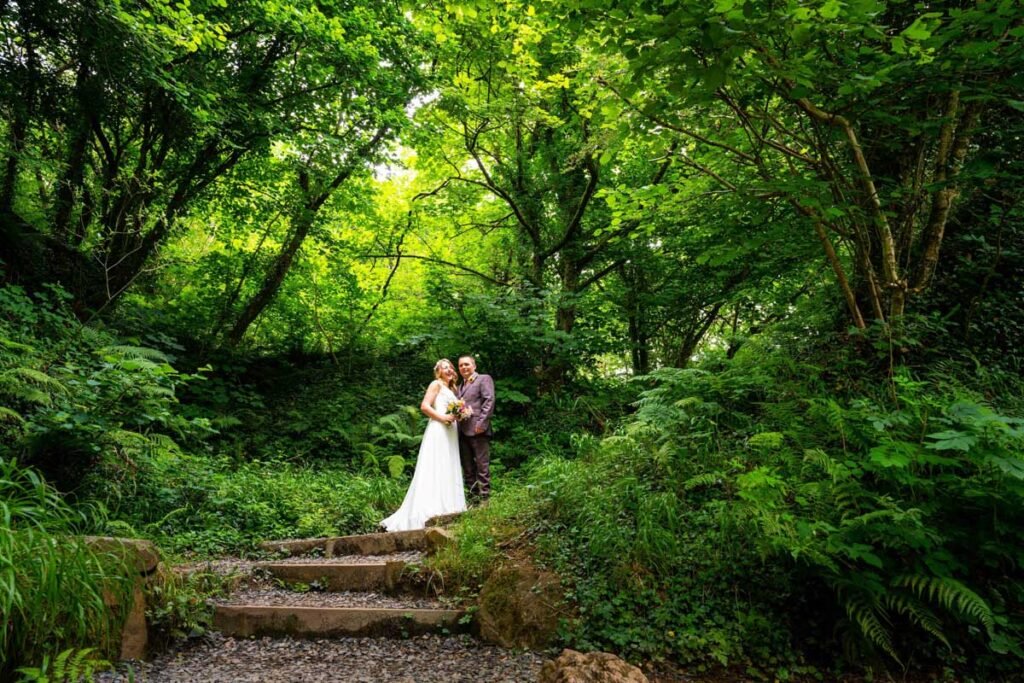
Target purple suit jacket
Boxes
[458,373,495,437]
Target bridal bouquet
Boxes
[446,399,473,423]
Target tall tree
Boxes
[0,0,422,313]
[409,7,679,379]
[562,0,1023,328]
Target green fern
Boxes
[0,367,68,393]
[748,431,785,451]
[105,429,151,448]
[99,345,170,363]
[842,594,900,664]
[0,406,25,423]
[145,433,182,455]
[884,594,950,649]
[386,455,407,479]
[0,384,52,406]
[831,481,866,519]
[803,448,850,482]
[76,326,107,345]
[809,398,848,447]
[0,337,36,353]
[16,646,111,683]
[682,472,722,490]
[894,574,996,636]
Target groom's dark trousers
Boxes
[458,372,495,499]
[459,432,490,499]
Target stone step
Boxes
[260,527,454,558]
[213,604,467,639]
[328,529,428,556]
[257,560,410,592]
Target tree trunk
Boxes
[621,263,651,375]
[224,127,387,346]
[53,52,98,242]
[225,205,315,346]
[1,113,26,213]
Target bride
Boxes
[380,359,467,532]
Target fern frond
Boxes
[2,384,52,405]
[104,429,150,449]
[54,646,73,679]
[803,448,849,481]
[884,593,950,649]
[99,345,170,363]
[894,575,996,636]
[823,399,846,431]
[386,455,406,478]
[0,336,36,353]
[146,433,182,454]
[843,594,900,664]
[78,325,107,344]
[843,507,914,528]
[0,406,25,422]
[683,472,723,490]
[831,482,865,518]
[748,432,785,451]
[1,367,68,391]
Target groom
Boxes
[457,355,495,504]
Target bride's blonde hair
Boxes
[433,359,457,392]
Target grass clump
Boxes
[0,458,135,678]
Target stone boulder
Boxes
[424,527,455,555]
[538,649,649,683]
[85,536,160,575]
[476,562,565,649]
[85,536,162,660]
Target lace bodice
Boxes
[433,382,457,412]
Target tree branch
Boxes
[360,252,510,286]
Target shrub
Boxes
[0,283,210,495]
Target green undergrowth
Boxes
[92,452,407,557]
[425,481,535,595]
[143,565,238,650]
[431,332,1024,680]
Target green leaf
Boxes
[986,456,1024,480]
[819,0,842,20]
[869,442,914,468]
[925,430,976,452]
[703,63,726,91]
[902,17,935,41]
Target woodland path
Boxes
[98,524,547,682]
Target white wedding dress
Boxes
[380,382,467,532]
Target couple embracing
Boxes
[380,355,495,532]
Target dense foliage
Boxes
[2,0,1023,679]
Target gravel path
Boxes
[179,551,424,577]
[98,633,545,682]
[267,551,424,565]
[213,587,452,609]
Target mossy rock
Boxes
[475,562,565,649]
